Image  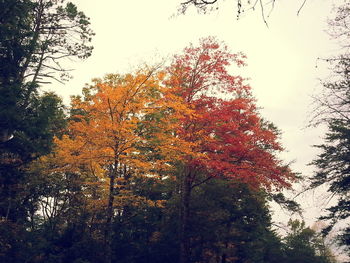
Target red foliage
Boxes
[168,37,293,189]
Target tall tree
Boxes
[0,1,93,257]
[0,0,93,219]
[166,37,294,263]
[54,69,194,263]
[310,2,350,256]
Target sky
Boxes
[50,0,339,235]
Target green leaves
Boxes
[283,220,336,263]
[65,2,78,19]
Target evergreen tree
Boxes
[0,1,93,261]
[310,2,350,256]
[283,220,337,263]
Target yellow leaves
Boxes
[51,67,203,211]
[87,198,108,213]
[157,71,166,81]
[113,192,166,209]
[64,70,191,169]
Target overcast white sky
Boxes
[50,0,340,231]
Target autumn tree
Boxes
[166,37,294,263]
[55,69,194,263]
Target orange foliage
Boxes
[54,68,196,208]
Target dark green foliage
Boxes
[311,119,350,193]
[0,0,94,82]
[270,192,301,214]
[283,220,336,263]
[0,0,33,84]
[187,180,274,263]
[311,118,350,255]
[0,1,94,262]
[97,176,335,263]
[104,176,290,263]
[0,92,65,220]
[0,0,94,141]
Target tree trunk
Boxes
[105,166,116,263]
[179,169,192,263]
[18,0,43,83]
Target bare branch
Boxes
[297,0,307,16]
